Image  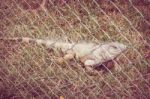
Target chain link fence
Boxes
[0,0,150,98]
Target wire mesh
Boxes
[0,0,150,98]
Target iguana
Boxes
[0,37,126,70]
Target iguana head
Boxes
[84,42,127,66]
[99,42,126,59]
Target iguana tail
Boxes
[0,37,55,47]
[0,37,74,51]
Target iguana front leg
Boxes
[80,55,97,72]
[80,55,96,66]
[57,51,75,64]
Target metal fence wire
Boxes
[0,0,150,99]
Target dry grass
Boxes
[0,0,150,98]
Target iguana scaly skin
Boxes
[0,37,126,70]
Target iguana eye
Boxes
[111,46,117,49]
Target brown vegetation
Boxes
[0,0,150,98]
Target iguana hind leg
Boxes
[57,51,75,64]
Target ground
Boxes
[0,0,150,98]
